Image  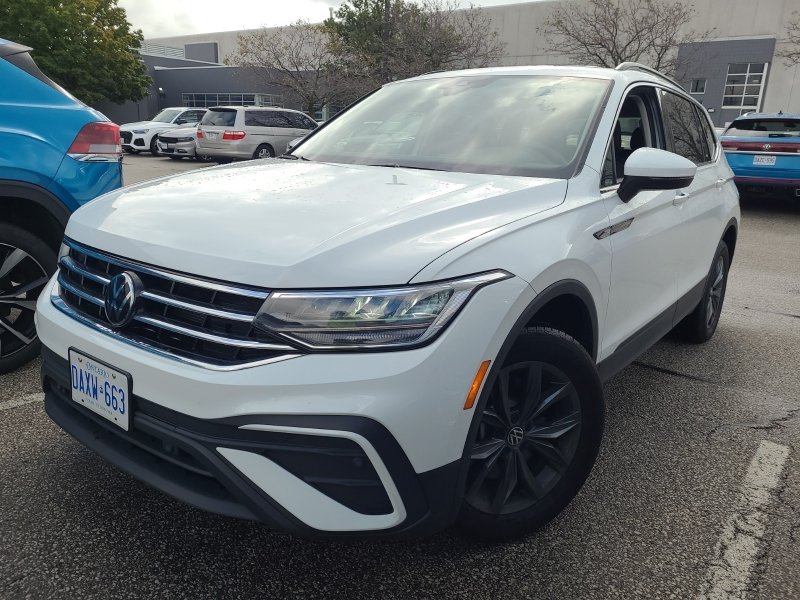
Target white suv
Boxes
[36,64,739,541]
[120,107,207,155]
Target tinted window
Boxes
[294,75,611,178]
[696,107,717,159]
[723,119,800,137]
[287,112,315,129]
[661,92,709,164]
[244,111,268,127]
[201,108,236,127]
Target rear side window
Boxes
[287,112,316,129]
[723,119,800,137]
[661,91,710,164]
[696,107,717,159]
[201,109,236,127]
[244,111,269,127]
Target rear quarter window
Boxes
[201,109,237,127]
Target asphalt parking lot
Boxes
[1,155,799,599]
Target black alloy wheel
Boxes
[466,360,582,515]
[458,327,604,541]
[678,240,730,344]
[0,225,56,373]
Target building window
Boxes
[690,79,706,94]
[181,92,280,108]
[722,63,767,110]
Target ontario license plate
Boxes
[69,349,131,431]
[207,132,219,140]
[753,155,776,166]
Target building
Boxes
[107,0,799,127]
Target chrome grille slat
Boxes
[57,273,104,307]
[139,290,255,322]
[60,256,111,285]
[134,315,293,350]
[55,239,300,369]
[63,239,269,300]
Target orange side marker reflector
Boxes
[463,360,491,410]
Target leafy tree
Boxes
[325,0,505,84]
[0,0,151,104]
[538,0,707,76]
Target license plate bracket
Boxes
[69,349,132,431]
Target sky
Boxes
[118,0,540,39]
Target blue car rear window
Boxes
[724,119,800,138]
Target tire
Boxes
[253,144,275,159]
[677,241,730,344]
[0,224,57,373]
[196,153,213,162]
[457,327,605,542]
[149,136,159,155]
[168,156,183,160]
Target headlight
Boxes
[132,129,149,134]
[253,270,511,349]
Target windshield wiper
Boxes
[367,163,444,171]
[277,154,310,161]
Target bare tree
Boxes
[538,0,707,75]
[777,12,800,65]
[228,20,364,114]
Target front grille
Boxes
[55,239,301,369]
[120,131,132,144]
[158,136,179,144]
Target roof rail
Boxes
[615,62,684,91]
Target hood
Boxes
[66,160,567,288]
[160,127,198,138]
[120,120,175,131]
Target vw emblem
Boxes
[507,426,524,447]
[763,143,772,151]
[104,271,141,328]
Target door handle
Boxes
[673,191,690,206]
[715,178,726,190]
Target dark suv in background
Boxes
[0,38,122,372]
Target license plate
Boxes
[753,155,776,165]
[207,132,219,140]
[69,349,131,431]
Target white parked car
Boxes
[37,64,739,541]
[155,126,211,161]
[120,107,207,155]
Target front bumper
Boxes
[157,140,196,157]
[36,274,533,535]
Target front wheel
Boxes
[0,224,56,373]
[457,327,605,541]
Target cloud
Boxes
[118,0,539,39]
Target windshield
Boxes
[151,109,182,123]
[724,119,800,138]
[292,75,611,178]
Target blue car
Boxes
[720,112,800,197]
[0,38,122,372]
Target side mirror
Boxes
[175,118,187,125]
[618,148,697,203]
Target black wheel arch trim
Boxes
[0,180,71,229]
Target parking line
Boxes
[0,393,44,412]
[698,440,791,600]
